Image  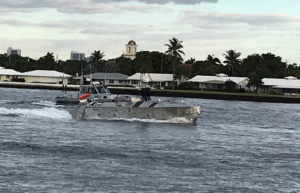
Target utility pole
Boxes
[161,55,164,73]
[55,55,59,70]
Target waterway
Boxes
[0,88,299,192]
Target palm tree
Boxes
[0,54,8,67]
[90,50,105,72]
[165,37,185,89]
[91,50,105,62]
[185,57,196,65]
[223,50,241,76]
[206,54,221,65]
[135,53,153,74]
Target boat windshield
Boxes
[80,86,98,94]
[96,86,110,94]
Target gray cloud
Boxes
[2,1,300,64]
[0,0,217,14]
[0,19,33,26]
[93,0,217,4]
[0,0,114,14]
[182,10,300,28]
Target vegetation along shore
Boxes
[1,38,300,103]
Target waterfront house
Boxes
[84,72,129,86]
[0,68,21,81]
[261,76,300,94]
[19,70,71,84]
[188,73,249,90]
[127,73,174,88]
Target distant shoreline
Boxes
[1,81,300,104]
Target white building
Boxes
[261,76,300,94]
[188,73,249,90]
[70,51,85,61]
[19,70,71,84]
[7,47,21,56]
[122,40,137,60]
[0,68,21,81]
[127,73,173,88]
[84,72,130,86]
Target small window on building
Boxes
[109,80,114,84]
[6,75,10,78]
[119,80,123,84]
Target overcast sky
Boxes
[0,0,299,63]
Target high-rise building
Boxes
[122,40,137,60]
[70,51,85,61]
[7,47,21,56]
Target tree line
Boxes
[1,38,300,89]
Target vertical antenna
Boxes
[161,55,163,73]
[55,55,59,70]
[90,63,92,85]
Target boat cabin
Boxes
[79,84,110,95]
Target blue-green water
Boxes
[0,88,299,192]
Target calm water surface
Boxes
[0,88,299,192]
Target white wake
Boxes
[32,100,57,107]
[0,107,72,120]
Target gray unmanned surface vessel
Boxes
[70,88,200,124]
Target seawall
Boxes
[110,88,300,104]
[0,81,79,91]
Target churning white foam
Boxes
[32,100,57,107]
[108,117,192,124]
[0,100,11,104]
[0,107,72,120]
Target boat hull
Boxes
[71,105,200,124]
[55,96,79,106]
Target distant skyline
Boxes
[0,0,300,64]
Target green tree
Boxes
[115,56,133,75]
[224,80,238,92]
[91,50,105,62]
[133,51,168,74]
[6,55,33,72]
[165,37,185,89]
[185,57,196,65]
[0,54,8,67]
[207,55,221,65]
[247,72,263,92]
[90,50,105,72]
[191,55,223,77]
[261,53,286,78]
[241,54,264,92]
[36,52,56,70]
[104,59,119,73]
[223,50,242,76]
[59,60,86,76]
[286,63,300,78]
[133,51,153,74]
[240,53,288,92]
